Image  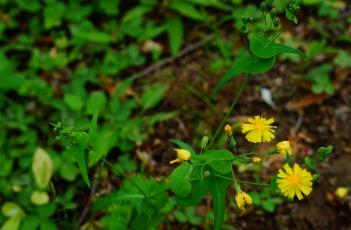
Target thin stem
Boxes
[209,75,252,148]
[215,174,269,186]
[102,159,149,199]
[237,180,269,186]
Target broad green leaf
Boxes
[141,83,168,110]
[122,5,154,23]
[43,1,65,29]
[90,129,116,166]
[146,112,178,126]
[170,0,208,21]
[262,199,276,213]
[250,34,305,59]
[40,221,57,230]
[1,203,24,218]
[59,162,78,181]
[334,51,351,68]
[32,148,53,189]
[31,190,50,206]
[92,192,144,212]
[169,162,192,197]
[205,175,230,230]
[64,93,83,111]
[215,50,275,91]
[170,139,196,155]
[86,91,107,115]
[175,181,207,206]
[1,217,22,230]
[201,150,234,174]
[21,216,40,230]
[166,17,184,56]
[0,53,24,90]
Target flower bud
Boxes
[224,124,233,137]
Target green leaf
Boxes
[317,145,333,161]
[285,7,298,24]
[175,181,207,206]
[334,51,351,68]
[86,91,107,115]
[64,93,83,111]
[304,156,316,171]
[166,17,184,56]
[1,217,22,230]
[249,192,261,205]
[170,0,208,20]
[21,216,40,230]
[170,139,196,155]
[30,190,50,206]
[302,0,321,5]
[169,162,192,197]
[43,2,65,29]
[205,175,230,230]
[215,50,275,91]
[1,203,24,218]
[146,112,178,126]
[262,199,276,213]
[250,34,305,59]
[90,129,116,166]
[32,148,53,189]
[141,83,168,110]
[269,176,278,193]
[40,221,57,230]
[201,150,234,174]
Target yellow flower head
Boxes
[277,164,313,200]
[251,157,262,163]
[276,141,292,155]
[335,187,349,199]
[241,116,276,143]
[170,149,191,164]
[235,191,252,210]
[224,124,233,137]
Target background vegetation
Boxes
[0,0,350,229]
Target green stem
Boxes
[209,75,252,148]
[102,159,149,199]
[215,174,269,186]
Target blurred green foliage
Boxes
[0,0,348,229]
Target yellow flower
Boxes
[277,164,313,200]
[276,141,292,155]
[235,191,252,210]
[241,116,276,143]
[251,157,262,163]
[335,187,349,199]
[224,124,233,137]
[170,149,191,164]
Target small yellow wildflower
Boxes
[224,124,233,137]
[241,116,276,143]
[170,149,191,164]
[277,164,313,200]
[235,191,253,210]
[276,141,292,155]
[335,187,349,199]
[251,157,262,163]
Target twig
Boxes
[76,162,103,228]
[130,35,215,81]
